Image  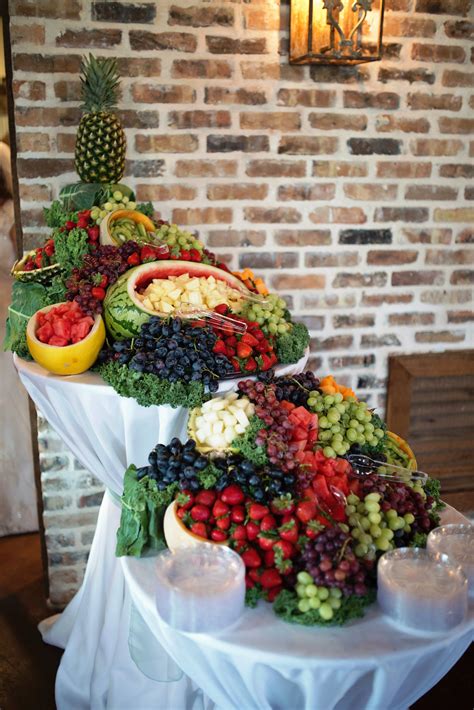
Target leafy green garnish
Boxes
[409,532,428,548]
[231,415,268,467]
[424,477,445,512]
[43,200,77,228]
[59,182,104,211]
[3,281,49,358]
[273,588,376,626]
[197,461,221,489]
[52,227,90,277]
[245,585,266,608]
[136,202,155,218]
[98,360,209,409]
[44,274,68,304]
[275,322,310,365]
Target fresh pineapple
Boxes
[74,54,126,184]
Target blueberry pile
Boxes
[136,438,209,491]
[108,317,235,392]
[213,453,296,503]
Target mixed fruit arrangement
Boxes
[116,370,443,626]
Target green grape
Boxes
[319,602,334,620]
[317,588,329,601]
[309,596,321,610]
[298,599,311,613]
[296,584,307,598]
[323,446,336,458]
[297,571,313,585]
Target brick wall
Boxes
[8,0,473,604]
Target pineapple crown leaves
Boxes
[79,54,121,114]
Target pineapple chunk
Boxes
[160,300,174,314]
[224,427,236,444]
[234,409,250,428]
[209,433,227,449]
[212,420,224,434]
[234,424,246,435]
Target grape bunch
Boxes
[136,438,209,492]
[107,317,235,391]
[91,190,137,225]
[153,221,203,256]
[66,242,142,315]
[212,453,296,504]
[237,380,297,472]
[306,390,385,458]
[301,527,374,597]
[238,293,291,337]
[295,571,343,620]
[273,372,321,407]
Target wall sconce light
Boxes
[290,0,385,65]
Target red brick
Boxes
[17,132,50,152]
[13,53,82,73]
[309,65,369,84]
[343,91,399,110]
[376,162,432,178]
[132,84,195,104]
[305,252,359,268]
[118,110,159,129]
[309,207,331,224]
[54,80,81,102]
[465,187,474,200]
[384,16,436,37]
[239,252,298,270]
[246,159,305,177]
[405,185,458,200]
[207,184,268,200]
[361,293,413,306]
[278,136,338,155]
[456,228,474,243]
[56,28,121,48]
[169,110,230,129]
[375,207,429,222]
[344,184,398,201]
[15,106,81,127]
[442,70,474,88]
[303,293,357,310]
[17,158,74,178]
[439,117,474,134]
[135,185,196,202]
[412,44,466,64]
[376,116,429,133]
[19,183,52,202]
[206,36,267,54]
[56,134,75,153]
[244,207,301,223]
[243,6,280,31]
[309,113,367,131]
[447,310,474,323]
[13,0,81,18]
[434,208,474,222]
[171,208,232,225]
[333,272,388,288]
[240,61,304,82]
[169,5,234,27]
[92,2,156,23]
[410,139,463,156]
[331,207,367,224]
[207,230,265,248]
[313,161,368,178]
[172,59,232,79]
[378,67,435,85]
[130,30,196,52]
[278,184,336,201]
[272,274,325,290]
[444,20,474,39]
[207,135,269,153]
[360,334,401,347]
[13,80,45,101]
[240,112,300,131]
[389,313,435,326]
[329,354,376,368]
[333,315,376,329]
[274,230,331,246]
[407,93,462,112]
[402,228,452,244]
[310,335,354,351]
[415,330,465,343]
[348,138,401,155]
[415,0,471,13]
[298,316,325,332]
[392,271,444,286]
[421,289,472,305]
[368,250,418,265]
[205,87,266,105]
[135,134,198,153]
[116,57,161,77]
[426,249,474,265]
[277,88,335,108]
[20,207,46,227]
[175,160,237,177]
[10,23,44,44]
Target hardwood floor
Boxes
[0,533,471,710]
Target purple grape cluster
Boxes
[301,527,374,597]
[274,372,322,407]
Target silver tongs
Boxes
[347,454,428,486]
[173,308,248,333]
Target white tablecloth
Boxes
[14,352,307,710]
[123,504,473,710]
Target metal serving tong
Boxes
[171,308,248,333]
[347,454,429,486]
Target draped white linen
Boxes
[15,352,307,709]
[123,503,473,710]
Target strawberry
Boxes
[257,533,277,551]
[306,519,324,539]
[180,249,190,261]
[213,339,227,355]
[236,342,253,359]
[231,357,240,372]
[259,353,273,371]
[231,525,247,541]
[212,500,229,518]
[127,253,140,266]
[177,507,186,520]
[245,521,260,541]
[252,328,265,341]
[216,515,231,531]
[240,332,259,347]
[191,522,208,538]
[190,504,210,522]
[247,503,269,521]
[140,245,157,262]
[226,335,237,347]
[273,539,294,560]
[65,220,76,230]
[87,226,100,242]
[91,287,106,301]
[270,495,295,516]
[220,484,245,506]
[260,514,277,532]
[245,575,255,589]
[195,490,216,507]
[241,548,261,568]
[211,529,228,542]
[296,500,317,524]
[278,517,299,544]
[189,248,201,262]
[264,549,275,567]
[44,239,55,257]
[230,505,245,523]
[260,569,282,589]
[244,357,257,372]
[34,251,43,268]
[267,585,283,602]
[214,304,229,316]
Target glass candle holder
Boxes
[428,524,474,599]
[154,545,245,633]
[377,547,468,633]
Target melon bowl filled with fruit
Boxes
[26,302,105,375]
